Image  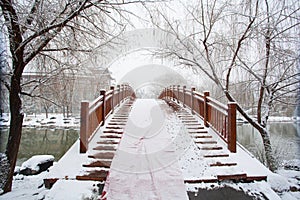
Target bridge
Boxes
[44,84,271,198]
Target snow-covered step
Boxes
[108,122,127,126]
[101,134,122,139]
[103,129,123,134]
[93,145,117,151]
[88,151,115,159]
[97,139,119,145]
[105,126,124,129]
[194,140,218,144]
[181,120,199,123]
[203,154,229,158]
[199,146,223,150]
[209,161,237,167]
[82,160,112,168]
[76,169,109,181]
[188,130,208,134]
[192,134,212,139]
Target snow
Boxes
[20,155,54,172]
[0,113,80,128]
[103,99,188,199]
[45,140,87,179]
[0,171,49,200]
[44,180,99,200]
[268,116,297,122]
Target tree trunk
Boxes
[224,91,277,171]
[3,75,24,193]
[261,128,277,171]
[44,106,49,118]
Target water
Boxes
[0,123,299,168]
[0,128,79,166]
[237,122,300,166]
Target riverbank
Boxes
[0,113,80,129]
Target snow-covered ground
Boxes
[1,159,299,199]
[0,113,80,128]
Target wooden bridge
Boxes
[44,84,271,198]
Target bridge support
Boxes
[191,87,196,114]
[80,101,89,153]
[110,86,115,114]
[183,86,186,108]
[100,90,106,126]
[203,91,210,127]
[227,102,237,153]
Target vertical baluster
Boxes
[183,86,186,108]
[191,87,195,114]
[110,86,114,114]
[100,90,106,126]
[177,85,180,103]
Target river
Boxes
[237,122,300,166]
[0,128,79,166]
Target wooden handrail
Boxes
[159,85,237,153]
[79,84,135,153]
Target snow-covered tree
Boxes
[0,0,148,193]
[146,0,299,171]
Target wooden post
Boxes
[121,85,124,102]
[203,91,210,127]
[172,85,175,101]
[191,87,195,114]
[177,85,180,103]
[227,102,237,153]
[167,88,169,100]
[100,90,106,126]
[110,86,115,114]
[117,85,120,106]
[183,86,186,108]
[80,101,89,153]
[124,84,127,99]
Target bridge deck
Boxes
[45,98,271,197]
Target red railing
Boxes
[80,84,135,153]
[159,86,237,153]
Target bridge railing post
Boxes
[227,102,237,153]
[171,85,175,101]
[183,86,186,108]
[121,85,124,102]
[110,86,115,114]
[80,101,89,153]
[177,85,180,103]
[117,85,120,106]
[191,87,196,114]
[100,90,106,126]
[203,91,210,127]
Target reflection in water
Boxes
[0,128,79,166]
[237,122,300,166]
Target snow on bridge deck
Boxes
[45,98,272,199]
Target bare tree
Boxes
[0,0,148,193]
[147,0,299,171]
